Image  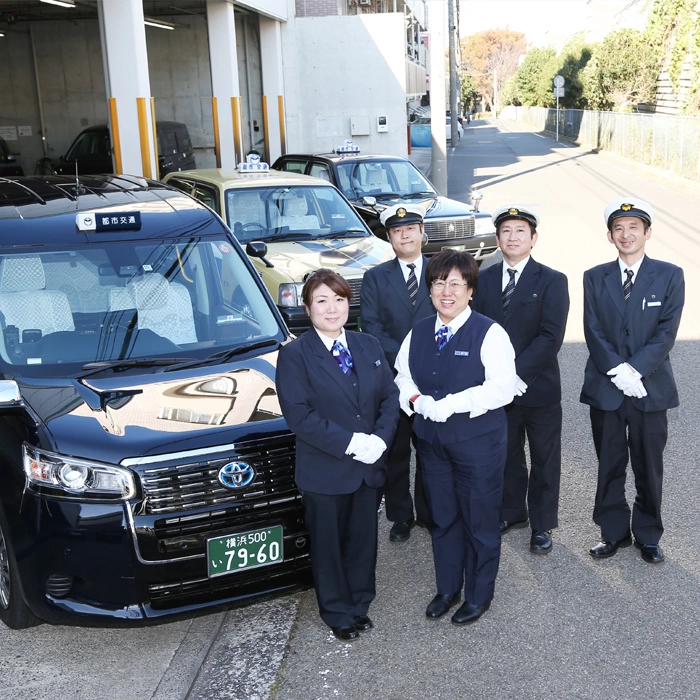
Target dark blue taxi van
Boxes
[0,175,309,629]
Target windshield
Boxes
[224,185,368,243]
[0,239,283,376]
[334,160,437,200]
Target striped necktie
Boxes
[406,263,418,306]
[502,268,517,311]
[623,268,634,301]
[331,340,354,375]
[436,325,452,350]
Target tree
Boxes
[460,29,527,113]
[581,29,659,111]
[503,47,557,107]
[460,73,477,112]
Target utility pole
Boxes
[448,0,459,144]
[429,0,447,194]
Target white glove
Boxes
[623,378,648,399]
[352,435,387,464]
[414,395,436,418]
[431,397,456,422]
[607,363,639,392]
[515,376,528,397]
[345,432,367,456]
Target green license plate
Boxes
[207,525,284,578]
[441,244,466,251]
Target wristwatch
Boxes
[408,394,421,412]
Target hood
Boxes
[18,349,286,466]
[262,235,394,282]
[351,194,475,220]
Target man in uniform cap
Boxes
[361,203,434,541]
[581,196,684,564]
[473,205,569,554]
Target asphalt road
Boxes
[1,120,698,700]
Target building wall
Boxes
[281,12,409,155]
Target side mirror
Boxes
[0,380,22,406]
[246,240,274,268]
[470,190,483,213]
[361,196,377,207]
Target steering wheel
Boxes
[241,222,266,232]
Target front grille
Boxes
[139,433,297,515]
[423,217,475,240]
[346,277,363,305]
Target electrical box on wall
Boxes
[350,116,370,136]
[377,115,388,133]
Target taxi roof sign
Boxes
[77,211,142,232]
[237,153,270,172]
[334,139,360,154]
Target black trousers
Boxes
[501,402,562,531]
[418,428,506,606]
[302,483,381,628]
[383,410,431,525]
[590,400,667,545]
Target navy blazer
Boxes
[580,256,685,412]
[474,258,569,407]
[276,329,399,495]
[360,256,434,368]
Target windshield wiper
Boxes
[317,229,367,238]
[372,192,402,199]
[77,357,192,379]
[266,231,316,241]
[404,191,436,198]
[164,339,281,372]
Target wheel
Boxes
[0,511,40,629]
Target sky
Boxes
[459,0,649,50]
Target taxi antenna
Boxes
[73,158,86,203]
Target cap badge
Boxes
[397,207,407,218]
[508,208,519,216]
[621,202,633,211]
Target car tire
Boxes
[0,509,40,630]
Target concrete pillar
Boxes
[429,0,447,194]
[98,0,157,178]
[259,17,285,163]
[207,0,243,168]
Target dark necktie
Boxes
[623,268,634,301]
[406,263,418,306]
[502,268,517,311]
[331,339,354,375]
[436,325,452,350]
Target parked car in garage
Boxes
[0,174,310,629]
[50,122,196,178]
[0,137,24,176]
[163,166,394,334]
[272,150,498,264]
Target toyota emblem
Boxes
[218,461,255,489]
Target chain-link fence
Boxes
[502,106,700,182]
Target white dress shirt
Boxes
[501,256,530,291]
[617,255,644,284]
[314,327,350,352]
[394,306,516,418]
[398,256,423,283]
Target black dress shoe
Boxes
[425,592,460,619]
[530,529,553,554]
[589,535,632,559]
[389,520,415,542]
[500,518,528,534]
[330,625,359,641]
[635,541,665,564]
[415,519,433,532]
[451,601,491,626]
[353,614,374,631]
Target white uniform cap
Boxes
[491,205,540,228]
[379,203,426,229]
[604,197,653,229]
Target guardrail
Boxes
[501,105,700,182]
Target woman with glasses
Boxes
[276,269,399,642]
[395,250,516,626]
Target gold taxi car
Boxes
[163,167,394,333]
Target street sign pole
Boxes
[556,91,559,141]
[553,75,565,143]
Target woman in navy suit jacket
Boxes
[276,269,399,642]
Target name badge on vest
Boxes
[454,350,470,357]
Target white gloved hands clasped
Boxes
[607,363,647,398]
[515,376,528,397]
[345,432,387,464]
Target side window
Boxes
[159,129,178,155]
[276,159,308,174]
[309,163,331,181]
[166,178,195,196]
[193,185,220,215]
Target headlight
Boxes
[474,215,496,237]
[23,444,136,500]
[278,283,304,308]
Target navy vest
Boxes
[409,312,505,443]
